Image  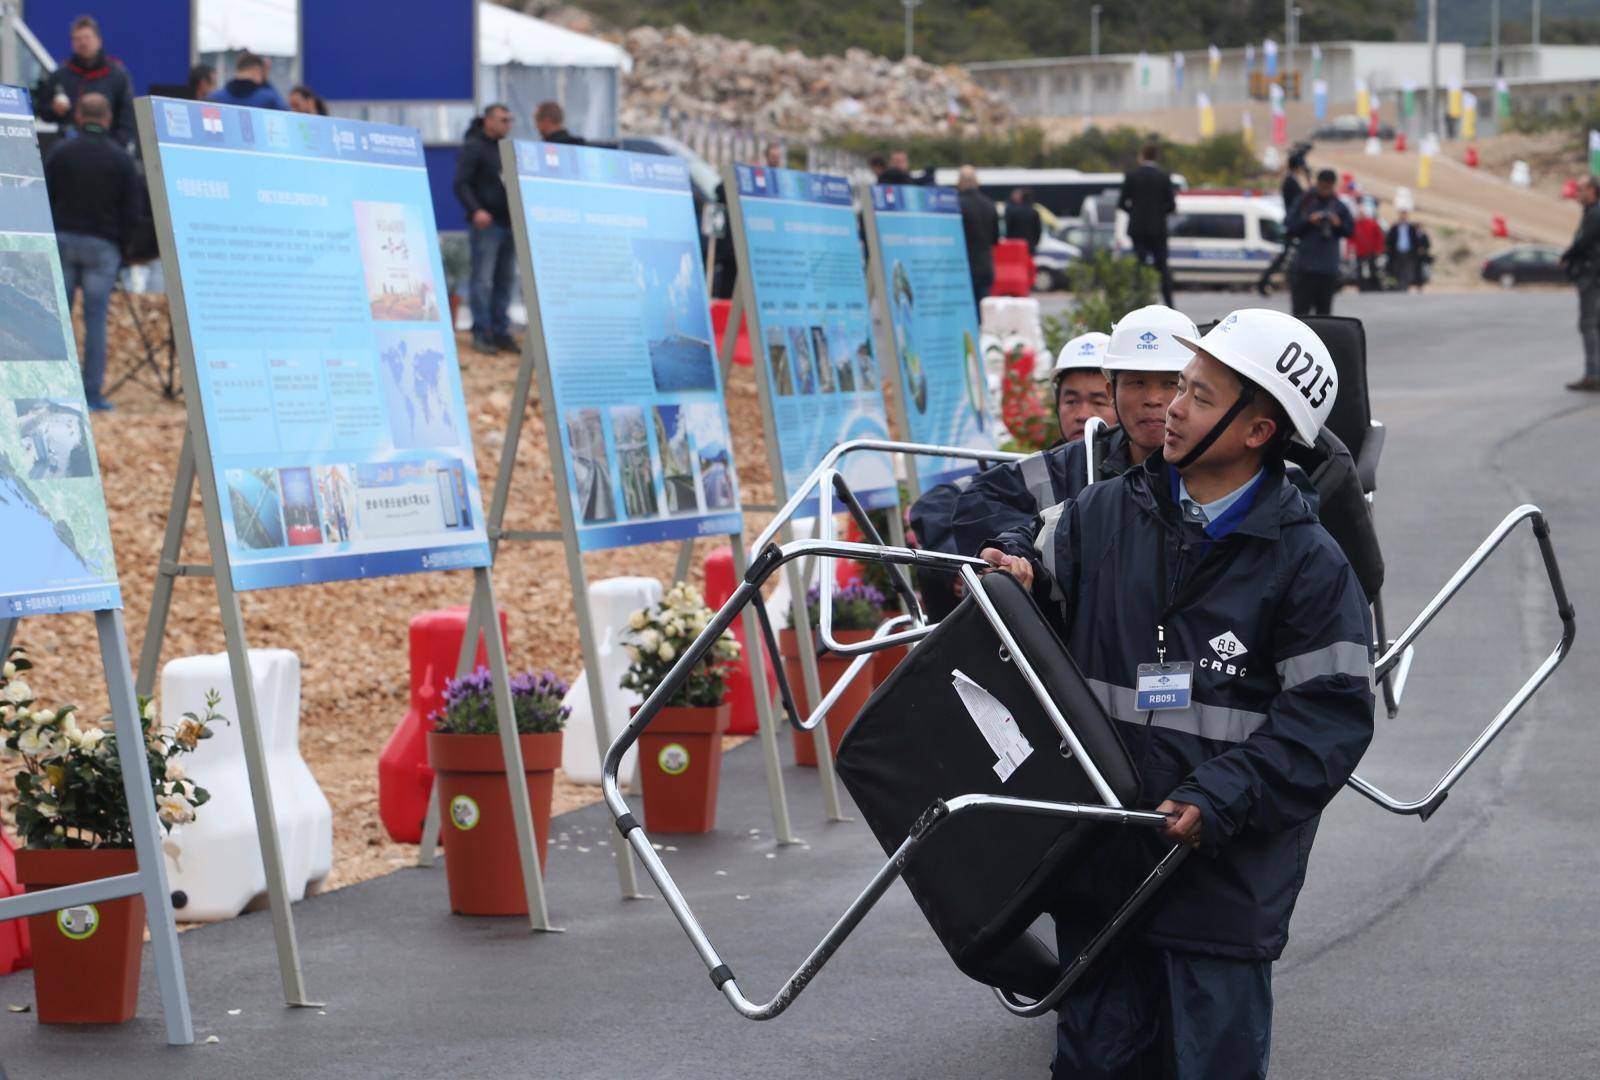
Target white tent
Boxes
[195,0,631,140]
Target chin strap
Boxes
[1172,383,1257,470]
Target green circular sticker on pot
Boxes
[57,904,99,941]
[658,743,690,776]
[449,794,481,831]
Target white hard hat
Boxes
[1102,305,1199,373]
[1173,308,1337,446]
[1053,332,1110,376]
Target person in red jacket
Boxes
[1352,203,1387,291]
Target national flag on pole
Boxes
[1245,43,1256,71]
[1462,91,1478,138]
[1242,111,1255,147]
[1495,77,1511,119]
[1208,44,1221,82]
[1311,43,1322,80]
[1264,39,1278,79]
[1174,52,1186,90]
[1447,82,1463,119]
[1401,79,1416,118]
[1197,92,1215,137]
[1313,78,1329,121]
[1139,51,1150,88]
[1589,130,1600,174]
[1270,84,1287,146]
[1355,78,1370,121]
[1368,92,1380,136]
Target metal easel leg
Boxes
[781,532,847,822]
[99,608,195,1044]
[475,567,561,931]
[136,428,197,697]
[728,541,798,845]
[419,583,492,869]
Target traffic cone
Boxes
[1464,144,1479,168]
[1491,214,1509,238]
[1395,131,1408,152]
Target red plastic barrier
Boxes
[709,299,754,367]
[0,832,30,974]
[990,239,1034,297]
[1563,177,1580,199]
[704,546,775,736]
[378,606,509,844]
[1395,131,1408,152]
[1464,145,1480,168]
[1491,214,1509,238]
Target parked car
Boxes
[1114,194,1285,288]
[1313,114,1395,142]
[1030,221,1120,292]
[1481,244,1569,288]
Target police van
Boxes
[1114,192,1285,288]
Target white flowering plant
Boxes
[0,647,225,850]
[619,583,740,708]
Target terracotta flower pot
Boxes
[14,847,143,1024]
[426,731,562,916]
[778,628,875,766]
[634,703,730,833]
[871,642,909,691]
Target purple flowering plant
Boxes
[431,667,570,736]
[805,580,887,632]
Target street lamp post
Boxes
[1428,0,1439,137]
[1090,4,1102,57]
[903,0,921,61]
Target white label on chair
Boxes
[951,669,1034,782]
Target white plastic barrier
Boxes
[160,649,333,922]
[560,577,661,787]
[1510,160,1532,189]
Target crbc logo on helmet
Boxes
[1136,330,1160,350]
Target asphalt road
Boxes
[0,287,1593,1079]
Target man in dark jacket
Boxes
[454,104,517,355]
[1385,209,1430,292]
[534,101,585,145]
[1286,169,1354,317]
[45,93,141,411]
[983,308,1374,1079]
[33,15,135,149]
[1004,187,1043,253]
[208,52,288,111]
[1119,142,1177,307]
[1558,175,1600,392]
[956,165,998,311]
[1257,150,1308,295]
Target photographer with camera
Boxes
[1285,168,1353,317]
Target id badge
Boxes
[1135,662,1194,711]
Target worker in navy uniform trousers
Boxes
[981,308,1376,1079]
[948,305,1197,558]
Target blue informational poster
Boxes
[0,84,121,617]
[143,99,491,591]
[866,185,996,489]
[729,164,895,511]
[508,141,743,551]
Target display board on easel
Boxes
[860,182,997,500]
[721,162,905,822]
[0,83,192,1045]
[452,140,798,899]
[134,95,552,1008]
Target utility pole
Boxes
[1427,0,1439,137]
[1491,0,1500,77]
[902,0,921,61]
[1090,4,1102,57]
[1533,0,1541,47]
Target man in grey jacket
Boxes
[1559,175,1600,392]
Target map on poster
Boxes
[0,84,121,617]
[866,184,996,488]
[730,164,895,510]
[144,98,490,591]
[509,141,742,550]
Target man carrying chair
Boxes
[982,309,1376,1078]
